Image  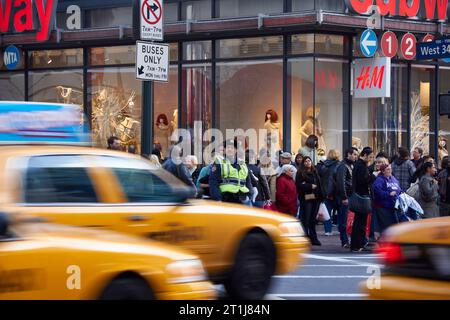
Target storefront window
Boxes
[90,46,136,66]
[182,0,211,20]
[314,58,345,155]
[352,65,408,157]
[154,66,178,157]
[86,7,132,28]
[216,60,283,150]
[183,41,211,60]
[289,58,314,153]
[165,2,179,22]
[439,68,450,166]
[217,36,283,59]
[315,34,346,56]
[88,67,141,152]
[217,0,283,18]
[289,34,315,55]
[411,65,435,158]
[0,72,24,101]
[29,70,83,105]
[181,64,212,140]
[29,49,83,69]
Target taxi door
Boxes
[0,235,48,299]
[88,155,219,264]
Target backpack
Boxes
[406,181,420,202]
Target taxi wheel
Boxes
[99,276,155,300]
[224,233,276,300]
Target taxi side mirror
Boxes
[0,213,10,237]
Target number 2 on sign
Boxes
[405,38,414,57]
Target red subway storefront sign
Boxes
[345,0,449,21]
[354,57,391,98]
[0,0,58,41]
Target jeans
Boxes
[300,200,320,243]
[351,210,369,250]
[336,197,349,245]
[253,200,264,208]
[323,199,334,233]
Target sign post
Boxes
[135,0,166,156]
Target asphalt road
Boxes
[267,232,383,300]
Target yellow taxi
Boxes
[0,101,308,300]
[0,213,215,300]
[362,217,450,300]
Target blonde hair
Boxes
[149,154,161,168]
[375,157,389,165]
[327,149,340,161]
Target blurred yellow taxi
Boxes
[362,217,450,300]
[0,145,308,300]
[0,213,215,300]
[0,101,308,300]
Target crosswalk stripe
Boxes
[274,275,369,278]
[272,293,368,298]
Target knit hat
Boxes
[379,164,390,173]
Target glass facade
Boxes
[217,0,283,18]
[439,68,450,166]
[0,72,25,101]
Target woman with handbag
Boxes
[296,156,323,246]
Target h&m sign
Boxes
[345,0,449,21]
[353,57,391,98]
[0,0,58,41]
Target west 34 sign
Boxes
[0,0,58,41]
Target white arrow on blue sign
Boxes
[360,29,378,57]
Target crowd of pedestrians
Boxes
[109,134,448,251]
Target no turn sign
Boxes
[140,0,163,41]
[136,41,169,82]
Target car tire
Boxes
[99,276,155,300]
[224,233,276,300]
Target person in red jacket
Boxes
[276,164,298,216]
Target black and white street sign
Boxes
[136,41,169,82]
[140,0,163,41]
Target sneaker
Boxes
[311,240,322,246]
[342,242,350,249]
[324,232,333,236]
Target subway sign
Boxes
[345,0,449,21]
[0,0,58,41]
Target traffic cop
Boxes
[209,139,254,204]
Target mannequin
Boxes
[352,136,362,152]
[170,109,178,143]
[154,113,170,155]
[439,136,448,162]
[299,106,326,151]
[264,109,282,151]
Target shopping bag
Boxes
[316,202,330,222]
[263,200,278,212]
[346,211,372,237]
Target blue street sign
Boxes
[3,45,20,70]
[416,38,450,60]
[359,29,378,57]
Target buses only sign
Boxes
[136,41,169,82]
[140,0,163,41]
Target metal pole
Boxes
[141,80,153,156]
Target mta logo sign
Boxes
[3,45,20,70]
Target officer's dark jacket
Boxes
[162,158,196,190]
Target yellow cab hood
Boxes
[383,216,450,245]
[11,221,197,261]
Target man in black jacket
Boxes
[162,145,197,193]
[350,147,375,252]
[334,147,358,248]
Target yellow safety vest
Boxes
[218,158,250,194]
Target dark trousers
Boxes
[300,200,319,242]
[374,207,397,234]
[350,210,368,250]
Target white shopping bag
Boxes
[316,202,330,222]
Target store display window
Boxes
[0,72,25,101]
